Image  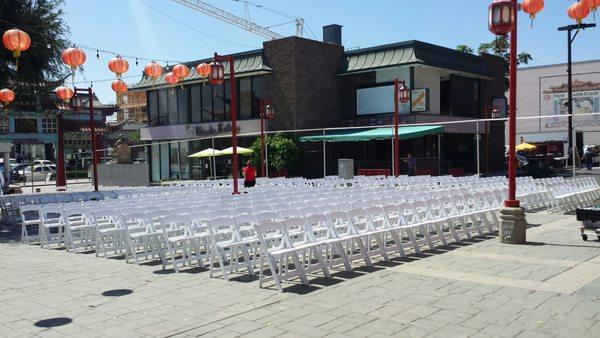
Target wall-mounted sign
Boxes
[411,88,428,112]
[542,80,600,129]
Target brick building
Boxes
[129,25,507,181]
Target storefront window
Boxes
[213,85,225,121]
[252,76,264,118]
[148,91,158,125]
[14,118,37,133]
[160,143,169,181]
[168,88,178,124]
[158,89,168,125]
[239,78,252,119]
[169,142,180,180]
[151,144,160,182]
[177,87,189,124]
[179,141,189,180]
[42,118,56,133]
[190,85,201,123]
[201,85,213,122]
[224,80,230,120]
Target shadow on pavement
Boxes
[34,317,72,328]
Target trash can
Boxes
[338,159,354,179]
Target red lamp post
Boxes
[259,99,274,177]
[393,79,410,177]
[210,53,238,194]
[489,0,518,208]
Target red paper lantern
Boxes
[582,0,600,19]
[521,0,544,18]
[488,0,516,36]
[61,47,87,71]
[2,29,31,70]
[165,72,179,85]
[568,1,591,24]
[172,64,190,79]
[0,88,15,107]
[108,56,129,77]
[144,61,163,80]
[196,62,210,78]
[55,86,74,103]
[208,61,224,85]
[111,79,127,94]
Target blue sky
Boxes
[62,0,600,104]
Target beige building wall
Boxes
[512,60,600,145]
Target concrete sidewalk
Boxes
[1,211,600,337]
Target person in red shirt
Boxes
[242,160,257,188]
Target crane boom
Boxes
[170,0,284,40]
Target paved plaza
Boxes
[0,211,599,337]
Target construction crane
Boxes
[170,0,304,40]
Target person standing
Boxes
[585,148,594,170]
[405,153,416,176]
[242,160,257,188]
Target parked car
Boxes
[23,165,55,182]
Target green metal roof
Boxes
[129,49,272,90]
[340,40,494,78]
[299,125,443,142]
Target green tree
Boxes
[250,133,300,174]
[475,36,532,66]
[0,0,70,96]
[456,44,474,54]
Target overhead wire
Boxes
[138,0,258,49]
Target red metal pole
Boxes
[259,98,266,177]
[89,87,98,192]
[55,111,66,190]
[393,79,400,177]
[505,0,519,208]
[215,53,239,194]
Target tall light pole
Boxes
[259,99,274,178]
[489,0,527,244]
[557,23,596,169]
[210,53,239,194]
[393,79,410,176]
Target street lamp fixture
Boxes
[208,61,225,85]
[488,0,516,36]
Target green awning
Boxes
[299,126,443,142]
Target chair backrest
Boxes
[347,207,371,234]
[255,211,281,223]
[365,206,391,230]
[282,217,312,247]
[207,216,238,245]
[41,205,64,224]
[20,204,41,225]
[326,210,355,238]
[305,213,335,242]
[64,206,91,229]
[254,219,286,253]
[159,214,189,236]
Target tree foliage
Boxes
[456,44,474,54]
[250,133,300,172]
[476,36,532,66]
[0,0,70,96]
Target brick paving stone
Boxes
[2,211,600,337]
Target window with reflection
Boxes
[168,88,178,124]
[177,87,189,124]
[201,85,213,122]
[158,89,168,125]
[190,85,201,123]
[239,78,252,120]
[213,84,225,121]
[148,91,158,125]
[252,77,264,118]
